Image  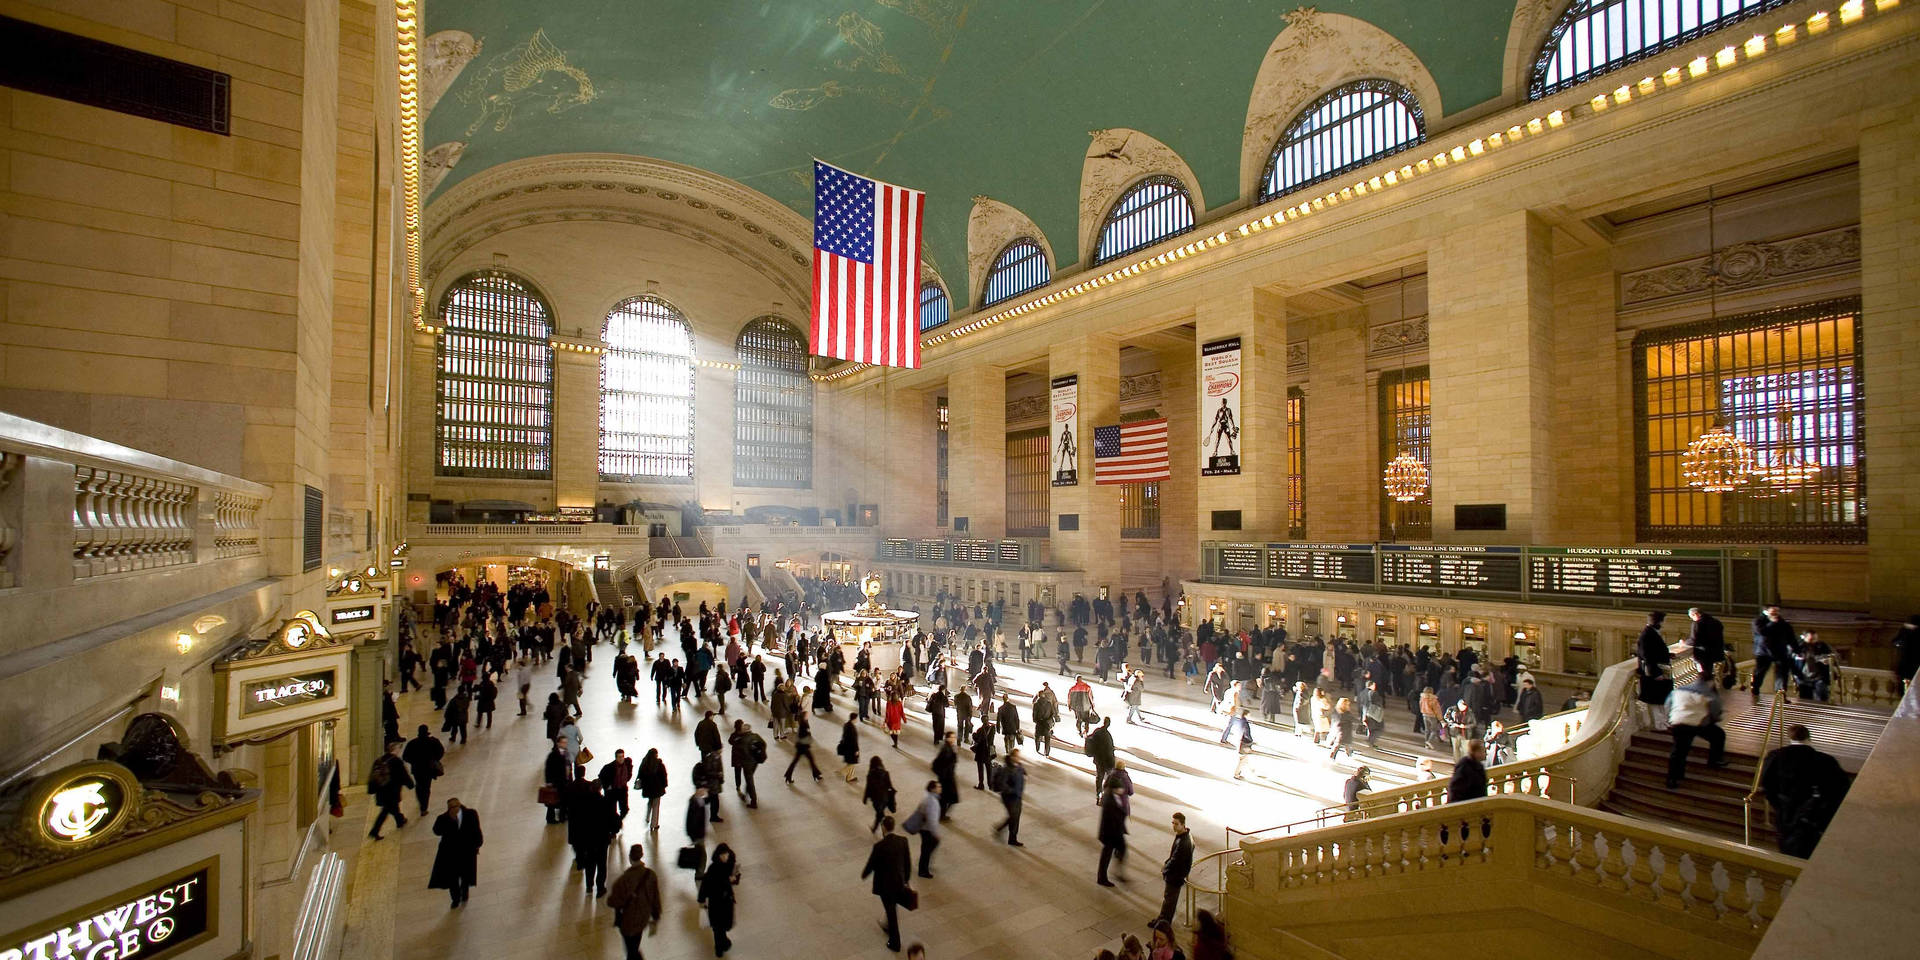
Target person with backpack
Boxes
[1032,682,1060,757]
[728,718,765,808]
[970,716,998,791]
[367,739,413,840]
[1069,676,1097,737]
[1085,717,1117,803]
[402,723,445,816]
[606,844,662,960]
[996,694,1022,755]
[634,747,668,832]
[992,748,1027,846]
[902,779,943,877]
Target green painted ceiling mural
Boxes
[424,1,1525,306]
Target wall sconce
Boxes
[1375,618,1387,627]
[1419,622,1433,632]
[159,681,181,704]
[175,633,194,654]
[1463,626,1476,636]
[1336,614,1349,624]
[1513,630,1528,640]
[328,567,341,579]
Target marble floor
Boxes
[333,642,1439,960]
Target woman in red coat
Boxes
[884,691,906,748]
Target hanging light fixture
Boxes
[1680,187,1754,493]
[1382,273,1430,503]
[1758,406,1820,489]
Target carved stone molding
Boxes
[1119,371,1162,404]
[72,467,195,580]
[1367,317,1429,357]
[1287,340,1308,374]
[420,30,483,118]
[1078,129,1206,266]
[1618,226,1861,309]
[0,452,18,588]
[967,197,1055,308]
[1005,395,1048,425]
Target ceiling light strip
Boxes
[397,1,425,327]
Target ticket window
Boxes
[1236,602,1256,631]
[1510,628,1542,670]
[1415,618,1441,653]
[1564,629,1598,676]
[1299,609,1320,638]
[1333,611,1358,641]
[1011,582,1021,606]
[1205,600,1227,631]
[1373,614,1398,646]
[1264,604,1287,629]
[1460,622,1489,660]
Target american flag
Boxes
[1094,418,1170,484]
[811,160,925,369]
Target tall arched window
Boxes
[600,296,694,481]
[1095,175,1196,265]
[435,270,553,478]
[1260,79,1425,203]
[1532,0,1795,99]
[982,238,1048,307]
[919,281,950,331]
[735,317,813,488]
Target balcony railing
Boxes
[406,522,649,541]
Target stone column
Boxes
[1194,288,1288,543]
[693,362,734,511]
[551,339,601,508]
[1157,345,1199,586]
[880,377,938,536]
[1305,311,1374,541]
[1862,88,1920,617]
[947,363,1007,538]
[1048,333,1120,587]
[1427,211,1554,544]
[403,328,438,523]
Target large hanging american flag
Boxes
[1094,418,1170,484]
[811,159,925,369]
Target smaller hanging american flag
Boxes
[1093,418,1170,484]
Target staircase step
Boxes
[1600,791,1770,844]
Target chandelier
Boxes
[1757,407,1819,489]
[1681,187,1755,494]
[1383,451,1430,502]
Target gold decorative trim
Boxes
[13,761,142,854]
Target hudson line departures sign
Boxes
[2,860,214,960]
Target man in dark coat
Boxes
[1760,724,1851,858]
[367,740,413,840]
[926,685,949,745]
[428,797,483,907]
[861,816,915,952]
[1095,779,1129,886]
[402,724,445,816]
[1637,611,1673,709]
[969,718,997,790]
[606,844,663,960]
[1447,740,1489,803]
[1084,717,1117,802]
[1751,605,1805,702]
[1155,811,1194,926]
[993,748,1027,846]
[1894,615,1920,696]
[568,778,616,896]
[931,732,960,818]
[996,695,1021,755]
[1686,607,1727,676]
[543,738,573,824]
[1515,678,1545,723]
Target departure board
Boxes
[1379,544,1525,593]
[1215,543,1265,579]
[1264,544,1376,586]
[1527,547,1725,605]
[997,541,1024,566]
[881,539,911,560]
[952,539,995,563]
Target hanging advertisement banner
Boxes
[1201,337,1242,476]
[1049,374,1079,487]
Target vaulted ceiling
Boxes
[422,1,1529,306]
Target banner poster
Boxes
[1201,336,1242,476]
[1050,374,1079,486]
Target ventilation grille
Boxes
[303,486,323,572]
[0,16,231,135]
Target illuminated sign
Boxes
[1,862,214,960]
[19,763,140,851]
[329,605,375,626]
[239,670,336,717]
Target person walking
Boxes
[1085,717,1117,802]
[568,779,615,896]
[862,758,902,842]
[931,732,960,818]
[954,686,974,743]
[543,737,573,825]
[1760,724,1851,858]
[1155,812,1193,926]
[606,845,663,960]
[1447,740,1488,803]
[1033,683,1059,758]
[443,687,471,745]
[862,816,915,953]
[402,724,445,816]
[601,749,636,825]
[993,748,1027,846]
[1686,607,1727,678]
[696,843,741,956]
[635,747,668,832]
[428,797,482,908]
[784,717,823,783]
[1751,605,1806,702]
[997,694,1021,755]
[728,719,764,808]
[1664,676,1731,788]
[475,673,498,729]
[925,685,949,745]
[970,717,998,790]
[1095,779,1129,886]
[885,691,906,748]
[837,711,863,785]
[684,786,711,881]
[1327,698,1357,759]
[1124,671,1147,726]
[1069,676,1097,737]
[903,780,942,878]
[1342,766,1372,818]
[367,740,413,840]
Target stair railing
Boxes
[1743,684,1789,846]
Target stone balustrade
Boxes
[72,466,198,578]
[1230,795,1802,959]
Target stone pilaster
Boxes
[1194,287,1288,543]
[1157,345,1199,585]
[1862,82,1920,617]
[1428,211,1554,544]
[1049,333,1120,585]
[1305,311,1373,541]
[881,377,939,536]
[947,363,1007,539]
[551,343,600,508]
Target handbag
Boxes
[576,747,595,766]
[538,785,560,805]
[677,845,702,870]
[900,887,919,911]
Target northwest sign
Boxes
[239,669,336,717]
[1,864,212,960]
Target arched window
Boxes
[918,281,950,331]
[981,238,1048,307]
[600,296,694,481]
[435,270,553,478]
[1532,0,1796,99]
[1260,79,1425,203]
[735,317,813,488]
[1095,175,1196,265]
